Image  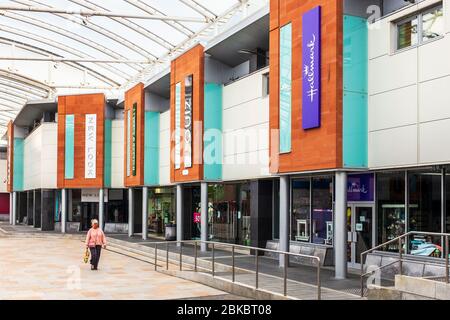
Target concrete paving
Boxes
[0,236,236,300]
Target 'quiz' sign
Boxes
[302,6,321,130]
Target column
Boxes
[61,189,67,234]
[99,189,104,230]
[279,175,290,267]
[335,171,348,280]
[176,184,184,245]
[200,182,208,251]
[12,192,17,226]
[9,192,13,225]
[142,187,148,240]
[128,188,134,237]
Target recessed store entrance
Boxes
[347,204,374,268]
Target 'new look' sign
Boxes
[85,114,97,179]
[302,6,321,130]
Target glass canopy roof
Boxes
[0,0,267,134]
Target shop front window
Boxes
[292,179,310,242]
[447,168,450,233]
[208,183,251,245]
[105,189,128,224]
[408,170,442,255]
[69,189,82,223]
[148,188,176,235]
[377,172,406,251]
[312,177,333,245]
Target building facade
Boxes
[5,0,450,279]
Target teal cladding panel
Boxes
[65,115,75,179]
[343,15,368,168]
[144,111,160,185]
[104,119,112,188]
[13,138,24,191]
[204,83,223,181]
[279,23,292,154]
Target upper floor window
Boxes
[396,4,443,51]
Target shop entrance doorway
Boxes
[81,203,99,231]
[347,204,374,269]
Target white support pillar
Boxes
[9,192,13,225]
[200,182,208,251]
[335,171,348,280]
[142,187,148,240]
[12,192,17,226]
[176,184,184,245]
[99,188,104,230]
[128,188,134,237]
[61,189,67,234]
[279,175,290,267]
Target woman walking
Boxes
[85,219,107,270]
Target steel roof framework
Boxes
[0,0,267,136]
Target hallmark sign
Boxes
[184,75,193,169]
[347,173,374,202]
[302,6,322,130]
[85,114,97,179]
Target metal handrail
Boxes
[149,240,322,300]
[360,231,450,297]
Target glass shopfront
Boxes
[376,172,406,251]
[291,176,333,246]
[208,183,251,245]
[105,189,128,224]
[377,168,448,256]
[147,187,176,235]
[67,189,99,231]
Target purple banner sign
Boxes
[347,173,375,202]
[302,6,322,130]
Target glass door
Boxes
[347,204,374,268]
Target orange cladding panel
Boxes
[269,0,343,174]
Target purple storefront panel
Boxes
[302,6,322,130]
[347,173,375,202]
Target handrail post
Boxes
[166,242,169,270]
[317,259,321,300]
[399,237,403,276]
[232,246,235,282]
[255,250,259,290]
[283,254,288,296]
[194,241,198,272]
[360,253,364,297]
[179,242,183,271]
[212,243,215,277]
[446,235,449,284]
[154,243,158,271]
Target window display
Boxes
[105,189,128,224]
[208,183,251,245]
[147,188,176,235]
[292,179,311,243]
[377,172,405,251]
[312,177,333,245]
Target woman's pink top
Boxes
[85,228,107,247]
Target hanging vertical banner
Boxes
[184,75,193,169]
[126,109,131,177]
[302,6,322,130]
[65,115,75,179]
[174,82,181,170]
[85,114,97,179]
[131,103,137,176]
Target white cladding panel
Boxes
[111,120,124,189]
[368,0,450,168]
[159,111,171,186]
[222,69,270,180]
[23,123,57,190]
[0,160,7,193]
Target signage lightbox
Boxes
[302,6,322,130]
[85,114,97,179]
[184,75,193,169]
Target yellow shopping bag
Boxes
[83,248,90,264]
